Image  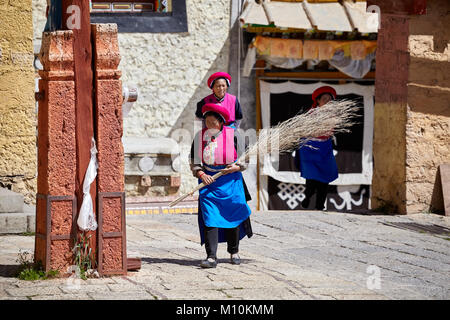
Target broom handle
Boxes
[168,171,225,207]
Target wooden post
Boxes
[61,0,97,263]
[255,60,265,211]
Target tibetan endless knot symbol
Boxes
[277,183,305,209]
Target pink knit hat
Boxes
[201,103,231,123]
[207,72,232,89]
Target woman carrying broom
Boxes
[190,102,252,268]
[294,86,339,211]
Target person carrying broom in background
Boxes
[190,102,253,269]
[294,86,339,211]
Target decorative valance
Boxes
[243,36,377,78]
[253,35,377,60]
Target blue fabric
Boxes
[198,165,251,228]
[297,139,338,183]
[44,0,62,32]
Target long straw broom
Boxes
[169,99,360,207]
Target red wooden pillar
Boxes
[35,31,77,272]
[61,0,98,261]
[367,0,427,15]
[92,24,127,276]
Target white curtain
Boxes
[243,47,376,79]
[329,50,376,79]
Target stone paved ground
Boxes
[0,210,449,300]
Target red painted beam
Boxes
[367,0,426,15]
[61,0,97,264]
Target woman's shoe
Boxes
[200,257,217,268]
[230,254,241,265]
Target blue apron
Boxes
[197,164,252,244]
[297,139,338,183]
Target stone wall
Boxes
[372,0,450,214]
[33,0,232,197]
[406,0,450,213]
[0,0,36,204]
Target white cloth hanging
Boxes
[77,137,98,231]
[329,50,375,79]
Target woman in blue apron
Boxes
[190,103,252,268]
[294,86,339,210]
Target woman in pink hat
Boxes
[294,86,339,211]
[190,103,252,268]
[195,72,243,129]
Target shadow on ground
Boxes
[0,265,19,278]
[141,257,255,268]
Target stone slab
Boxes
[30,293,91,300]
[59,284,108,294]
[5,286,63,297]
[88,291,157,300]
[0,213,35,234]
[0,188,23,213]
[222,287,308,300]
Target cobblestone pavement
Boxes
[0,211,449,300]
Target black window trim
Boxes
[90,0,188,33]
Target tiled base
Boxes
[126,203,198,215]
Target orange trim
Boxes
[92,3,111,9]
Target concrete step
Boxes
[0,212,35,234]
[0,188,24,213]
[23,203,35,213]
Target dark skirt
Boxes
[198,203,253,245]
[242,177,252,202]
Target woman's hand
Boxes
[199,172,215,185]
[221,163,240,175]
